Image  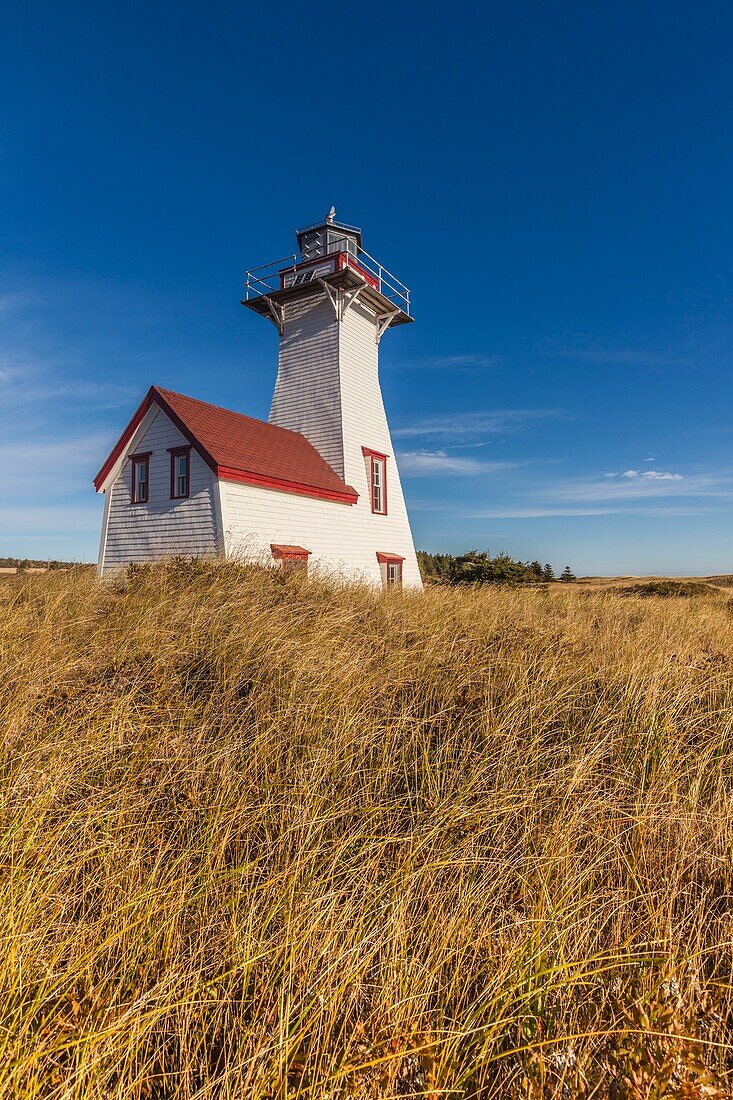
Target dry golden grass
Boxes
[2,561,733,1098]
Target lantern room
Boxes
[296,209,362,261]
[242,208,413,336]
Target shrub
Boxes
[618,579,718,598]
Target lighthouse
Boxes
[242,210,422,588]
[94,210,422,589]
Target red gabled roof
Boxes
[93,386,358,505]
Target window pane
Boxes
[133,458,148,502]
[172,452,189,497]
[386,561,402,586]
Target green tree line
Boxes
[417,550,576,586]
[0,558,74,570]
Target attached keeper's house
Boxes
[94,212,422,588]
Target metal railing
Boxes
[244,237,411,317]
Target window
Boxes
[271,544,311,576]
[168,446,191,499]
[130,453,150,504]
[376,552,404,588]
[362,447,388,514]
[387,561,402,587]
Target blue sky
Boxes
[3,1,733,574]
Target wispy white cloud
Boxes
[464,463,733,520]
[614,469,683,481]
[398,450,517,476]
[469,504,719,519]
[0,504,102,536]
[396,352,503,372]
[0,273,153,421]
[546,340,686,368]
[393,409,562,441]
[469,507,618,518]
[0,361,133,409]
[536,469,730,506]
[0,434,112,498]
[0,290,37,318]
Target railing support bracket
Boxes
[263,297,285,335]
[375,308,400,344]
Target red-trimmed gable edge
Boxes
[93,386,359,505]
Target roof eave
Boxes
[217,465,358,505]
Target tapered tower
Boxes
[243,210,421,588]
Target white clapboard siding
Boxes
[225,294,422,589]
[339,300,422,588]
[101,408,219,572]
[269,296,344,476]
[220,478,381,584]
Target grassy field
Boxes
[3,562,733,1098]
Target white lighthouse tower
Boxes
[242,210,422,588]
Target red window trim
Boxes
[362,447,389,515]
[130,453,151,505]
[168,445,191,499]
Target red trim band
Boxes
[376,552,405,564]
[217,465,358,504]
[337,252,380,290]
[278,251,380,293]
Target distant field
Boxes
[2,563,733,1098]
[0,558,84,575]
[577,573,733,589]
